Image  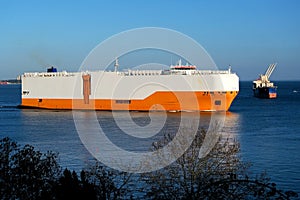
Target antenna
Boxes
[178,59,182,66]
[114,57,119,72]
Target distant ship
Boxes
[253,63,277,99]
[20,59,239,111]
[0,81,8,85]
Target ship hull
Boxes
[21,71,239,111]
[253,87,277,99]
[21,91,238,111]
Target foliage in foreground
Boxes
[0,135,298,200]
[0,137,129,200]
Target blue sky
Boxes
[0,0,299,80]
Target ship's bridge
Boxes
[169,59,197,75]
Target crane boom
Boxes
[265,64,273,77]
[264,63,277,79]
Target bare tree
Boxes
[140,128,298,199]
[82,162,133,200]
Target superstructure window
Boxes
[215,100,221,105]
[116,100,131,104]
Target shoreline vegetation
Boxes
[1,129,298,199]
[0,79,21,85]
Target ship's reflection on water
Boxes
[73,110,241,172]
[95,111,241,150]
[18,109,241,172]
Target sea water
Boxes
[0,82,299,193]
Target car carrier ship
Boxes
[20,59,239,111]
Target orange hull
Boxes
[21,91,238,111]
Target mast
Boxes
[114,57,119,72]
